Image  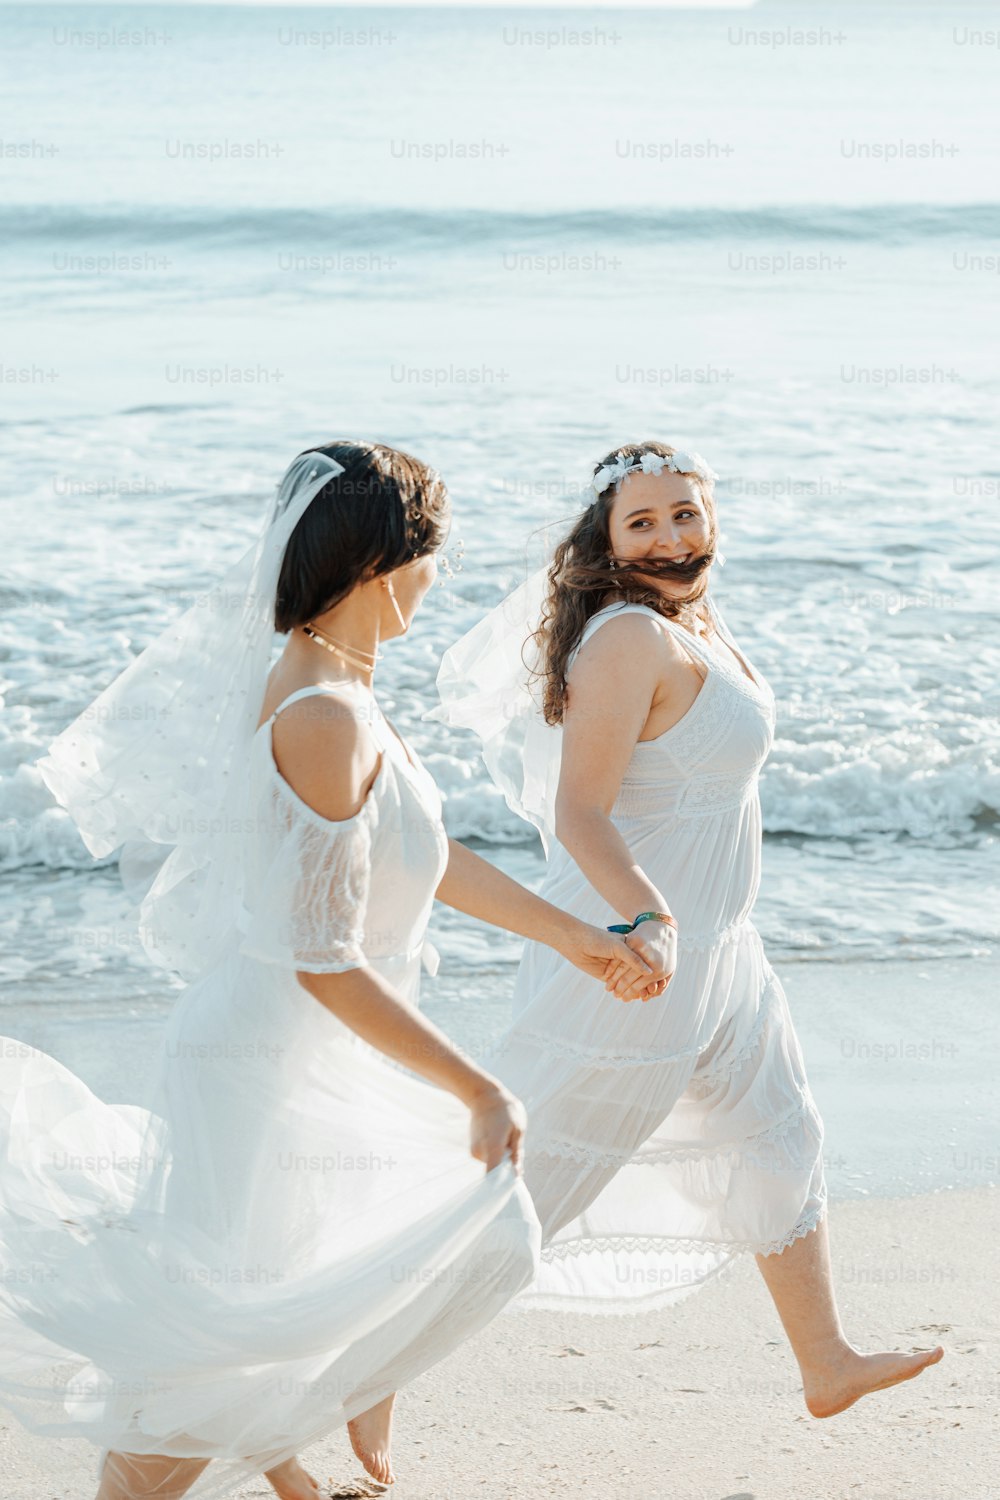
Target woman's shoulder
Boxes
[572,601,676,661]
[267,684,385,825]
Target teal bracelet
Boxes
[607,911,678,935]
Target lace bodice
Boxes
[572,598,777,822]
[237,683,449,973]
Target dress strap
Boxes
[573,602,653,659]
[702,594,766,691]
[571,601,712,671]
[705,595,740,654]
[269,682,383,735]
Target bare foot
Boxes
[347,1393,396,1486]
[803,1342,945,1417]
[264,1456,323,1500]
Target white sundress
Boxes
[0,680,539,1498]
[486,599,827,1312]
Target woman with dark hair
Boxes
[436,439,944,1418]
[0,441,654,1500]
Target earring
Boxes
[383,576,408,631]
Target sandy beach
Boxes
[3,1,997,1495]
[1,1184,993,1500]
[1,954,996,1500]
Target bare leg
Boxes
[96,1451,210,1500]
[754,1212,944,1417]
[348,1393,396,1486]
[264,1456,323,1499]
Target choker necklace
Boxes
[302,623,383,674]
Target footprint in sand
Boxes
[547,1398,618,1413]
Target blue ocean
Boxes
[1,3,998,1182]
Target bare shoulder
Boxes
[270,691,382,823]
[559,614,670,746]
[569,609,675,680]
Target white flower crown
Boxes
[591,448,718,499]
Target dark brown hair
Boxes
[529,440,719,724]
[275,440,449,633]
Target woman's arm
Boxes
[275,696,522,1170]
[553,613,680,989]
[436,836,575,948]
[554,612,673,920]
[297,964,523,1171]
[435,837,655,997]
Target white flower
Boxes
[673,450,719,483]
[591,444,718,497]
[591,464,619,496]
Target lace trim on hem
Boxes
[693,968,779,1090]
[754,1197,828,1257]
[540,1198,827,1263]
[532,1093,813,1169]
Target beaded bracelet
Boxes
[607,911,679,935]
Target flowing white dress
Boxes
[0,681,539,1496]
[484,600,827,1312]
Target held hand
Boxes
[468,1083,526,1174]
[553,920,655,999]
[616,920,677,1002]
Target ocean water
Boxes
[1,0,999,1033]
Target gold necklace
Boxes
[302,623,383,674]
[308,622,382,662]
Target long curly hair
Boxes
[529,440,719,725]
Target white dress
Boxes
[485,601,827,1312]
[0,681,539,1497]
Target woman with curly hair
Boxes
[436,439,943,1419]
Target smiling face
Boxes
[605,469,714,599]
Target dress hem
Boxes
[539,1195,828,1264]
[503,1197,829,1317]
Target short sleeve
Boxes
[237,774,376,974]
